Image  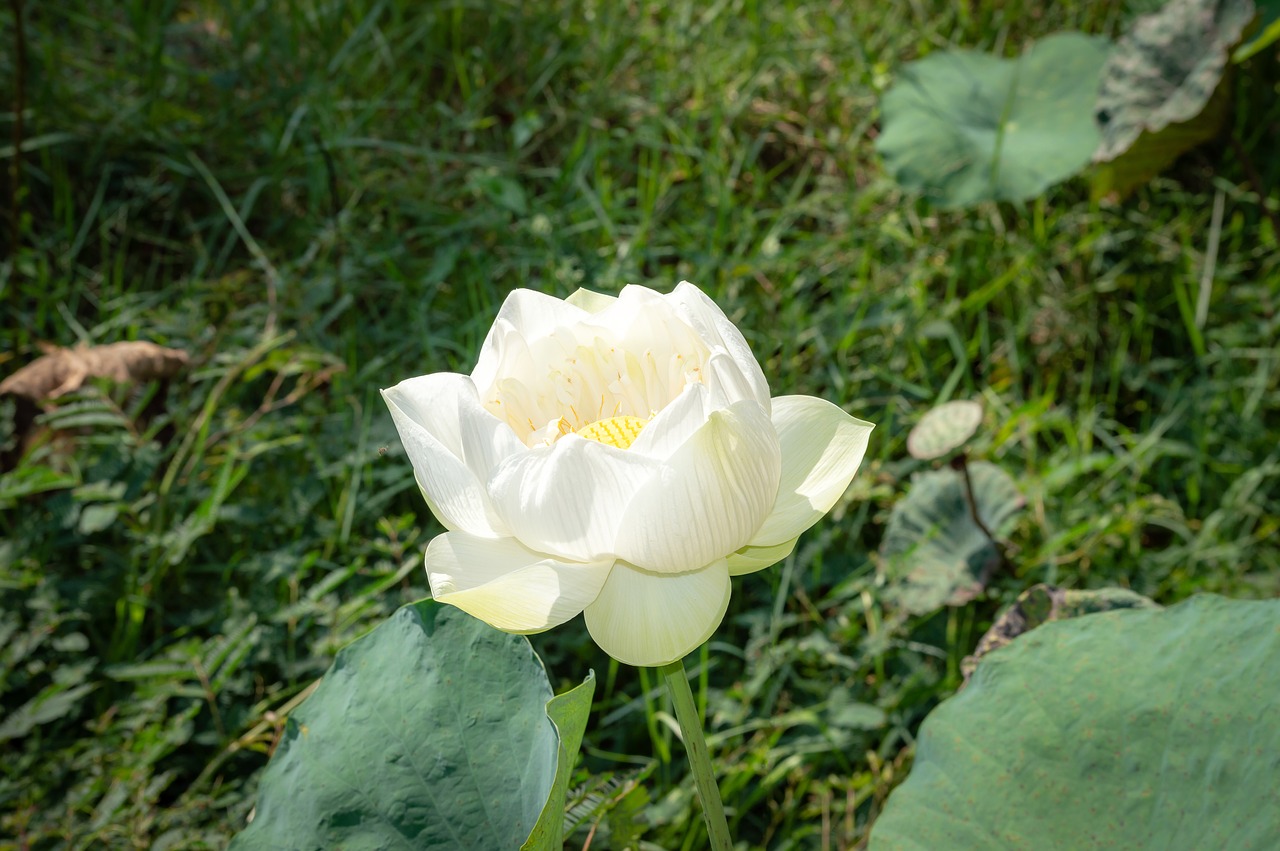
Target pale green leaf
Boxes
[906,400,983,460]
[877,33,1111,207]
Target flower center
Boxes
[575,414,648,450]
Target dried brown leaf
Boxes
[0,341,189,401]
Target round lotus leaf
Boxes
[876,33,1112,208]
[231,602,594,851]
[881,462,1024,615]
[870,595,1280,850]
[907,400,984,460]
[1094,0,1254,162]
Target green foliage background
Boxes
[1,0,1277,847]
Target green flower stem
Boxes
[658,658,732,851]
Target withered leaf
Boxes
[0,341,190,401]
[960,584,1160,684]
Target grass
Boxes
[1,0,1277,847]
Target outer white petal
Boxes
[426,532,612,633]
[726,537,798,576]
[615,400,782,574]
[565,287,618,314]
[749,395,873,548]
[488,436,657,563]
[382,374,524,537]
[472,289,590,391]
[584,559,731,667]
[667,282,771,412]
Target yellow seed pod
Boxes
[577,415,648,450]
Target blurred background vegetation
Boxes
[1,0,1276,848]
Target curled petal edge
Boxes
[727,537,798,576]
[750,395,873,548]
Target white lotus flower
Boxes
[382,282,873,667]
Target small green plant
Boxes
[882,400,1024,614]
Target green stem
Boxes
[658,658,732,851]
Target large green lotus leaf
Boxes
[870,595,1280,850]
[876,33,1111,208]
[960,584,1159,681]
[231,603,593,851]
[882,462,1024,615]
[1094,0,1254,167]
